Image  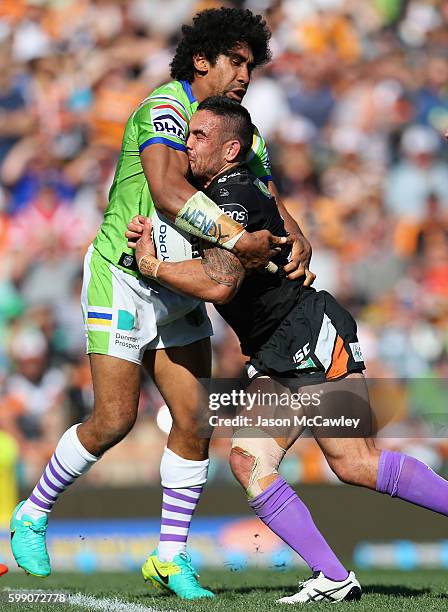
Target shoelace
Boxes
[178,553,200,585]
[297,571,321,589]
[25,523,47,553]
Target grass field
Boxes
[1,569,447,611]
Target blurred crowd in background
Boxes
[0,0,448,498]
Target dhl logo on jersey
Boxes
[150,104,187,139]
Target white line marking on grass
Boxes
[2,588,170,612]
[69,593,170,612]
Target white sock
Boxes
[158,447,209,562]
[18,424,98,520]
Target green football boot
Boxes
[10,501,51,577]
[142,549,214,600]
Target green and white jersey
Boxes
[93,79,272,277]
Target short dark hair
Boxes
[197,96,253,160]
[170,8,271,82]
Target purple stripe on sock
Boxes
[162,502,194,515]
[48,459,71,487]
[43,470,64,494]
[163,489,198,504]
[161,518,191,528]
[29,493,52,511]
[160,534,188,542]
[37,481,56,502]
[189,486,203,493]
[54,453,77,479]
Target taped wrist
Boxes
[138,254,160,278]
[175,191,246,250]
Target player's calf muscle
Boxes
[321,440,381,488]
[80,412,137,455]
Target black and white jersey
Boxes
[204,163,303,356]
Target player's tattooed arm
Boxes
[136,220,244,304]
[201,246,245,289]
[154,247,243,304]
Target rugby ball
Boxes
[150,209,202,262]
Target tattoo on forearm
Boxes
[202,247,244,288]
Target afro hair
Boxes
[170,7,271,82]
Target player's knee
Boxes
[170,412,204,448]
[229,446,254,489]
[103,421,134,449]
[86,412,136,452]
[168,427,209,460]
[230,429,286,497]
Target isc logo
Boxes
[293,342,310,364]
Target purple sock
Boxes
[376,450,448,516]
[249,477,348,581]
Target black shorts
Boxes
[248,288,365,385]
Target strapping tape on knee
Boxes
[232,428,286,497]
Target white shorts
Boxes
[81,245,213,364]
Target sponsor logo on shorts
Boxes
[295,356,316,370]
[293,342,310,364]
[87,308,136,337]
[117,310,135,332]
[114,332,140,351]
[349,342,364,362]
[87,307,113,331]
